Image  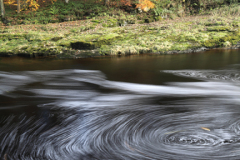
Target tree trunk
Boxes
[0,0,5,18]
[17,0,20,13]
[65,0,69,3]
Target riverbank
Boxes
[1,13,240,58]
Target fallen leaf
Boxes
[201,127,210,131]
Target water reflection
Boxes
[0,66,240,159]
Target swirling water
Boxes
[0,53,240,160]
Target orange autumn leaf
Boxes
[136,0,156,11]
[120,0,132,6]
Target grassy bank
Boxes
[0,2,240,58]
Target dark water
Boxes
[0,49,240,160]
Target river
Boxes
[0,49,240,160]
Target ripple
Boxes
[0,69,240,159]
[163,67,240,82]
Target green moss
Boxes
[0,33,26,40]
[102,19,118,27]
[102,23,107,27]
[155,16,163,21]
[99,45,112,55]
[51,37,63,42]
[223,41,231,47]
[204,22,225,26]
[91,20,101,23]
[1,10,240,57]
[148,27,158,30]
[184,22,193,25]
[144,17,155,23]
[202,39,218,47]
[138,20,145,24]
[59,33,121,50]
[207,26,231,32]
[169,14,177,20]
[225,34,240,45]
[118,19,128,26]
[58,41,72,48]
[70,41,95,50]
[231,21,240,27]
[202,31,240,48]
[98,33,120,41]
[95,33,121,47]
[170,42,191,51]
[126,19,136,24]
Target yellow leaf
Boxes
[201,127,210,131]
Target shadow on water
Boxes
[0,49,240,159]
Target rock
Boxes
[193,47,207,52]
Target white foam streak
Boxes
[0,68,240,159]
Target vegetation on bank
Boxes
[1,0,240,25]
[0,0,240,57]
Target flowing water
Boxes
[0,49,240,160]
